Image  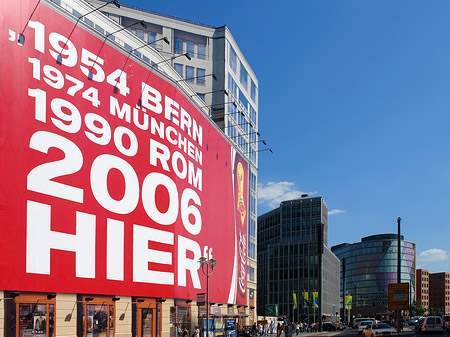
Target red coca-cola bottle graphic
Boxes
[235,160,247,301]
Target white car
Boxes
[421,316,443,333]
[363,323,395,337]
[358,320,375,335]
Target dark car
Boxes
[322,322,336,331]
[415,317,425,331]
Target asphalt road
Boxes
[269,326,450,337]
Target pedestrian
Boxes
[252,323,257,337]
[295,323,299,336]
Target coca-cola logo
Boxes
[238,230,247,294]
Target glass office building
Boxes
[257,196,340,323]
[331,234,416,320]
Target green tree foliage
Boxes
[411,300,426,316]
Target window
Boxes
[148,32,156,45]
[197,68,205,85]
[240,61,248,90]
[229,45,237,73]
[198,43,205,59]
[228,74,238,98]
[186,66,194,83]
[10,293,56,337]
[251,80,257,102]
[95,24,104,34]
[80,297,115,337]
[175,38,183,54]
[198,94,205,101]
[84,17,94,27]
[187,41,194,58]
[136,29,144,40]
[174,63,183,77]
[124,43,133,52]
[248,266,255,281]
[72,9,82,18]
[239,90,249,112]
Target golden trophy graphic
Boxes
[237,162,246,225]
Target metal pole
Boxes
[397,217,401,333]
[207,264,210,337]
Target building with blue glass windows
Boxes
[257,196,340,324]
[331,234,416,320]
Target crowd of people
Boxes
[251,320,322,336]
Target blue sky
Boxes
[117,0,450,273]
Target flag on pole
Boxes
[345,295,352,309]
[313,292,319,308]
[302,292,309,308]
[293,293,297,309]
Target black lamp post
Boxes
[199,257,216,337]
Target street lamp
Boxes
[199,257,216,337]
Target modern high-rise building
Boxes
[416,269,429,315]
[0,0,259,336]
[429,272,450,315]
[331,234,416,320]
[257,196,340,324]
[86,0,260,320]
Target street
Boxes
[270,326,450,337]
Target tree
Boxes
[429,304,443,317]
[411,300,426,316]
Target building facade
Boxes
[416,269,429,315]
[85,0,260,322]
[429,272,450,316]
[0,0,259,336]
[257,196,340,324]
[331,234,416,320]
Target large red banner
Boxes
[0,0,248,304]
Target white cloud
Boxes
[418,249,450,262]
[328,209,345,215]
[257,181,316,208]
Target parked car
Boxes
[353,317,375,328]
[380,320,394,327]
[358,320,376,335]
[322,322,336,331]
[407,318,419,326]
[363,323,395,337]
[420,316,443,333]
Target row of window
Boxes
[229,46,257,103]
[175,38,206,60]
[174,64,207,86]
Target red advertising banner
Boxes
[0,0,248,304]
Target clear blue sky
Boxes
[117,0,450,273]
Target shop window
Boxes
[80,296,115,337]
[9,293,56,337]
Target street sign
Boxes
[266,304,279,316]
[388,283,409,310]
